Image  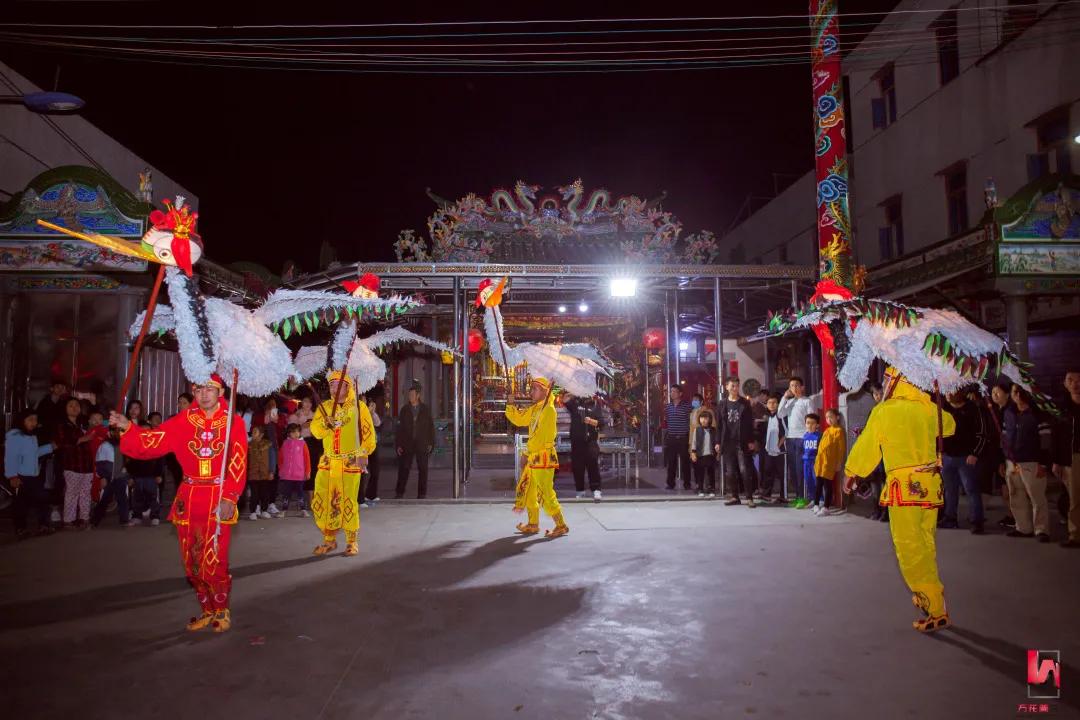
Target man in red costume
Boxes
[110,374,247,633]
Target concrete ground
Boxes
[2,501,1078,720]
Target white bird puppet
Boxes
[476,277,616,397]
[122,213,418,396]
[762,296,1057,413]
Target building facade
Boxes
[723,0,1079,386]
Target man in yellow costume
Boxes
[310,370,376,556]
[844,366,956,633]
[506,377,568,538]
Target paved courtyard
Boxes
[2,501,1077,719]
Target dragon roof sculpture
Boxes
[395,179,716,265]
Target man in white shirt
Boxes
[778,377,822,502]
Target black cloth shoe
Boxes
[938,518,959,529]
[1006,529,1034,538]
[1036,533,1051,543]
[998,516,1016,529]
[970,522,984,535]
[723,497,741,506]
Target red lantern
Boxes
[642,327,665,350]
[467,328,484,353]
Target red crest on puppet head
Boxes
[342,272,381,298]
[148,198,201,277]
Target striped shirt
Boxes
[665,401,692,436]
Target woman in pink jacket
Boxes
[278,423,311,517]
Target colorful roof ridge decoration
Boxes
[394,179,718,265]
[761,296,1056,414]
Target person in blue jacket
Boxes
[5,408,54,538]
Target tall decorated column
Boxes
[810,0,856,411]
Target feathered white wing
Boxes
[357,326,457,356]
[203,299,297,397]
[483,306,616,396]
[328,325,457,394]
[293,345,330,382]
[130,304,177,337]
[255,289,419,338]
[839,308,1016,395]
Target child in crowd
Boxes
[277,423,311,517]
[812,408,847,516]
[689,410,718,498]
[90,428,135,527]
[795,414,822,509]
[247,424,275,520]
[86,411,109,503]
[760,394,785,502]
[5,409,54,539]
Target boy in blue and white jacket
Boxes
[4,409,54,537]
[797,414,823,509]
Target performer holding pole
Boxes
[844,366,955,632]
[309,370,375,557]
[505,377,568,538]
[111,372,247,633]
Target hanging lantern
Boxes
[441,350,455,365]
[467,328,484,353]
[642,327,665,350]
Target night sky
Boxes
[3,1,898,274]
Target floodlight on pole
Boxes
[678,341,689,351]
[0,91,86,114]
[609,277,637,297]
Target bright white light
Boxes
[578,302,589,313]
[1075,132,1080,144]
[557,305,567,313]
[609,277,637,297]
[679,341,689,351]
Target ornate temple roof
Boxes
[396,179,717,265]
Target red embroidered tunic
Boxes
[119,401,248,504]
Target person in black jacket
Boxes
[1052,369,1080,548]
[719,377,759,507]
[394,383,435,499]
[561,392,604,501]
[1003,385,1051,542]
[940,390,987,533]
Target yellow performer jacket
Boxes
[310,388,376,461]
[845,377,956,507]
[506,397,559,470]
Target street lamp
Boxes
[0,91,86,114]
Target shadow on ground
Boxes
[2,535,589,718]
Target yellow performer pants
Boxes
[515,467,564,526]
[312,456,361,542]
[889,505,946,617]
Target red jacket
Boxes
[120,401,248,504]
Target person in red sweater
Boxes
[111,374,247,633]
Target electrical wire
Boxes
[0,1,1067,30]
[4,21,1074,73]
[2,13,1070,63]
